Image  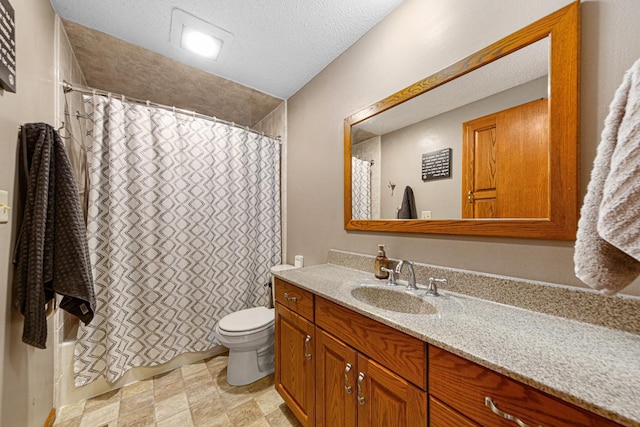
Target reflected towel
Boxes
[575,58,640,295]
[397,186,417,219]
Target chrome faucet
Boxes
[425,277,447,297]
[395,260,417,290]
[380,267,397,285]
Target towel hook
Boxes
[388,180,396,197]
[57,121,71,140]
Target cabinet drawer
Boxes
[316,296,426,390]
[274,278,314,322]
[429,346,622,427]
[429,397,480,427]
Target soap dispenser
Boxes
[374,244,389,279]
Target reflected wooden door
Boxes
[462,99,549,219]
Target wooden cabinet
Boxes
[315,319,427,427]
[428,346,622,427]
[315,295,427,427]
[274,278,315,427]
[275,279,427,427]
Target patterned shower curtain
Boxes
[351,157,371,219]
[74,95,281,386]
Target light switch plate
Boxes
[0,190,9,223]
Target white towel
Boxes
[575,58,640,295]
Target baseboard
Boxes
[44,408,56,427]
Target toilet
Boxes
[215,264,297,386]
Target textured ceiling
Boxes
[62,20,282,127]
[51,0,405,99]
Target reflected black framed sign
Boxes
[422,148,452,181]
[0,0,15,93]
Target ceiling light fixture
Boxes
[170,8,234,62]
[181,27,223,59]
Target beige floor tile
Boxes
[183,367,215,389]
[156,408,194,427]
[185,379,219,405]
[265,403,302,427]
[64,356,291,427]
[227,400,264,426]
[219,385,253,410]
[246,418,271,427]
[255,388,285,416]
[119,388,154,418]
[247,375,275,394]
[53,416,81,427]
[181,361,208,377]
[212,367,234,394]
[194,412,232,427]
[79,402,120,427]
[153,377,185,401]
[155,392,190,422]
[204,353,228,370]
[56,400,86,422]
[207,356,229,378]
[153,368,183,388]
[83,388,122,413]
[117,405,155,427]
[122,378,153,399]
[189,396,225,426]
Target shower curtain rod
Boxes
[61,80,281,141]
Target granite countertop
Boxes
[274,263,640,427]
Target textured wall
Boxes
[286,0,640,296]
[0,1,57,426]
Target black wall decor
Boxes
[0,0,15,93]
[422,148,452,181]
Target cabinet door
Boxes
[275,303,315,427]
[356,354,427,427]
[316,328,357,427]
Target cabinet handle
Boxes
[304,335,312,360]
[485,397,541,427]
[344,363,353,395]
[283,292,297,302]
[357,372,366,405]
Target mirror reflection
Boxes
[351,38,549,220]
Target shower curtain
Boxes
[74,95,281,386]
[351,157,371,219]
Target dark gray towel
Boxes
[397,186,417,219]
[13,123,95,349]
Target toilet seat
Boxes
[218,307,274,336]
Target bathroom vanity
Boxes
[273,261,639,427]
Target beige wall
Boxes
[286,0,640,296]
[0,0,57,426]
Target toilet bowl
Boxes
[215,264,297,386]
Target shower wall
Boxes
[254,102,288,261]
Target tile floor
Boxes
[53,353,301,427]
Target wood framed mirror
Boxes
[344,2,579,240]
